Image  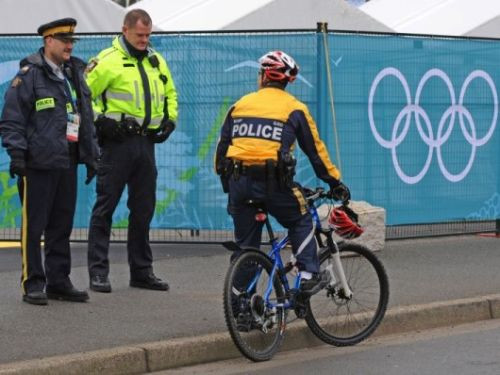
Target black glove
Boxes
[95,115,126,142]
[329,181,351,203]
[85,163,97,185]
[148,118,175,144]
[8,150,26,179]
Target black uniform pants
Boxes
[228,175,319,274]
[18,165,77,294]
[87,135,157,279]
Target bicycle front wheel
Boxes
[306,242,389,346]
[223,250,286,362]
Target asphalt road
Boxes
[0,235,499,364]
[161,318,500,374]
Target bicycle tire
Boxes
[305,242,389,346]
[223,250,287,361]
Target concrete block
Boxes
[317,200,386,251]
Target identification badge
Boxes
[66,113,80,142]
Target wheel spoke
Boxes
[223,251,286,361]
[305,243,389,346]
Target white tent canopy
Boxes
[466,15,500,38]
[360,0,500,37]
[129,0,393,32]
[0,0,126,34]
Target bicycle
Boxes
[222,186,389,361]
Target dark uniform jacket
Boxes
[215,86,341,187]
[0,48,99,170]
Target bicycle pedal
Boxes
[294,302,308,319]
[236,313,258,332]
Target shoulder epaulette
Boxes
[18,65,30,75]
[98,46,119,62]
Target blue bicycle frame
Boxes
[246,200,324,310]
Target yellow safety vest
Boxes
[85,36,178,131]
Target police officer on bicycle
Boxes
[85,9,178,293]
[215,50,350,296]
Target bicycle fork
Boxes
[325,242,353,299]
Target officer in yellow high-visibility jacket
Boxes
[85,9,178,293]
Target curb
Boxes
[2,294,500,374]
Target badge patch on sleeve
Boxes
[11,77,22,87]
[84,59,98,75]
[35,97,55,111]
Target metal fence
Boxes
[0,27,498,242]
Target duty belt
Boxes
[103,113,162,133]
[240,164,267,180]
[120,117,146,136]
[232,161,275,183]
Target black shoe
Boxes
[22,291,48,306]
[90,275,112,293]
[46,284,89,302]
[298,271,331,298]
[130,274,169,291]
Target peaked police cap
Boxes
[37,18,78,41]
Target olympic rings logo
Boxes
[368,67,498,184]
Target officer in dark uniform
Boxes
[215,51,351,298]
[0,18,100,305]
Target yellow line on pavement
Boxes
[0,241,47,248]
[0,242,21,248]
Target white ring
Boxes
[368,67,498,184]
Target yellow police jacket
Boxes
[215,86,341,186]
[85,36,178,131]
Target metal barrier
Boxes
[0,27,498,242]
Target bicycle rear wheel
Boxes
[223,250,286,362]
[306,242,389,346]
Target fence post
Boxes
[316,22,329,159]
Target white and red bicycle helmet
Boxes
[258,50,299,83]
[328,205,364,239]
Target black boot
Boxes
[22,291,48,306]
[130,273,169,291]
[46,284,89,302]
[90,275,112,293]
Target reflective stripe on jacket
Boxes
[85,36,178,131]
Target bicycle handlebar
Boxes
[303,186,349,206]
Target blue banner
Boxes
[0,31,498,231]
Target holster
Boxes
[216,157,234,193]
[220,175,230,193]
[277,151,296,191]
[265,159,277,194]
[120,116,142,135]
[232,161,241,181]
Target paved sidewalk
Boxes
[0,234,499,373]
